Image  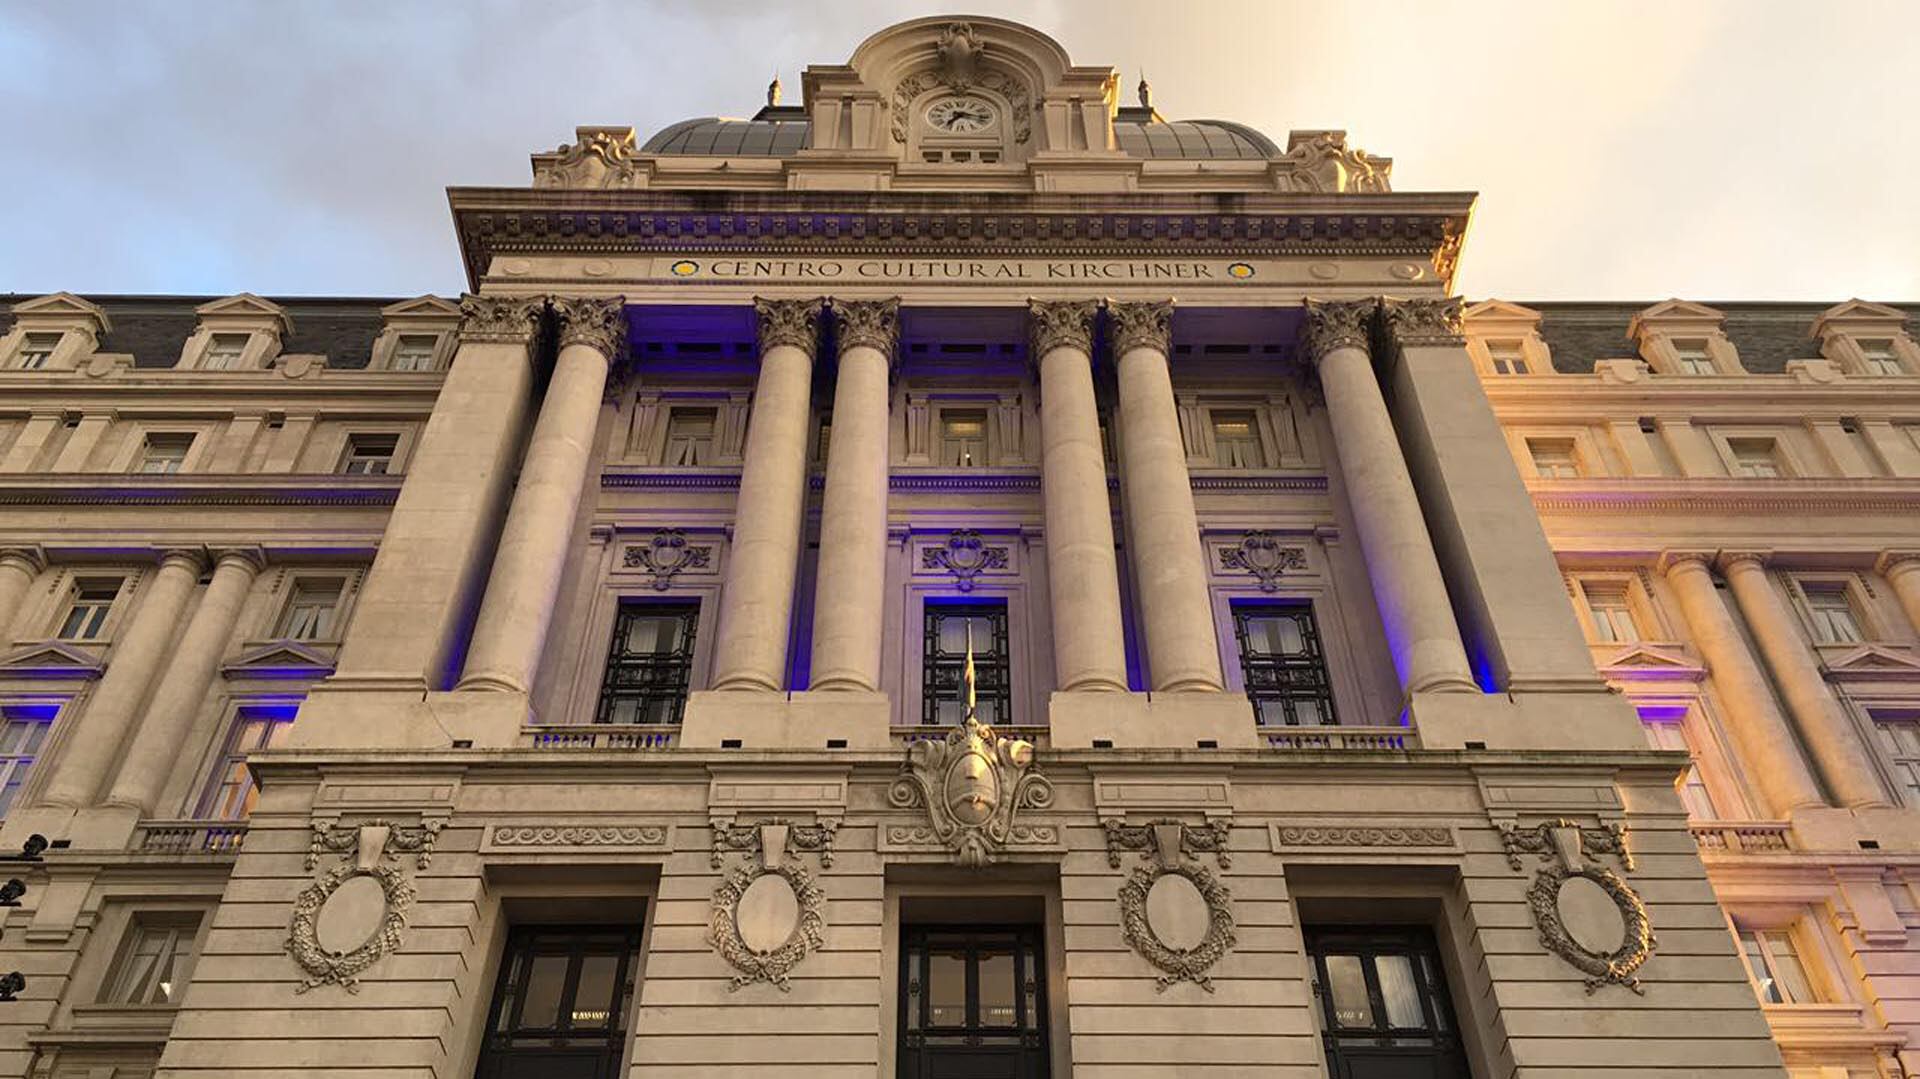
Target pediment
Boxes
[222,640,337,679]
[1462,299,1542,326]
[1811,299,1909,338]
[380,295,462,321]
[195,293,293,334]
[1825,645,1920,679]
[1628,299,1725,342]
[10,292,112,334]
[1598,645,1705,680]
[0,641,105,679]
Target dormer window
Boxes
[390,334,439,371]
[1860,339,1905,376]
[200,333,250,371]
[1671,339,1716,376]
[1486,340,1529,375]
[17,333,60,370]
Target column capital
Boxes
[156,547,210,574]
[1299,298,1376,363]
[457,294,544,345]
[1106,299,1173,357]
[1655,549,1716,576]
[753,297,825,357]
[0,546,47,575]
[551,295,629,361]
[1716,550,1774,574]
[830,297,900,357]
[1380,296,1466,348]
[209,546,269,573]
[1028,299,1098,357]
[1876,550,1920,578]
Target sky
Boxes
[2,0,1915,303]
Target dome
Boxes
[1113,119,1278,160]
[640,116,811,157]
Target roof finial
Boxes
[1137,72,1152,110]
[767,72,782,108]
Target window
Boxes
[17,333,59,370]
[1580,582,1641,643]
[1486,339,1529,375]
[596,601,698,724]
[1727,438,1784,478]
[389,334,439,371]
[58,578,122,640]
[1800,582,1864,644]
[1671,338,1716,375]
[814,412,833,464]
[276,579,344,640]
[938,410,989,467]
[1305,926,1469,1077]
[1209,410,1266,467]
[101,916,202,1005]
[898,925,1049,1078]
[922,601,1010,726]
[200,333,250,370]
[663,407,717,466]
[199,706,296,820]
[1233,601,1336,727]
[1859,338,1905,376]
[1737,926,1818,1004]
[1874,718,1920,806]
[1527,438,1580,479]
[478,926,641,1079]
[340,434,398,475]
[1641,719,1718,819]
[0,707,53,817]
[137,434,193,474]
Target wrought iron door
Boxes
[899,924,1048,1079]
[1306,926,1470,1079]
[477,925,641,1079]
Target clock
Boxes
[926,96,997,134]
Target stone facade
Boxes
[0,13,1906,1079]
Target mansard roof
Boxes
[640,114,1281,161]
[0,294,396,369]
[1515,300,1920,375]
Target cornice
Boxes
[0,475,403,507]
[1531,478,1920,517]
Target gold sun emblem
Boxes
[1227,262,1255,279]
[669,259,699,277]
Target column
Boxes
[1720,552,1889,808]
[38,549,204,809]
[103,548,264,814]
[1658,551,1826,815]
[709,298,823,692]
[1030,300,1127,693]
[330,295,543,690]
[1877,551,1920,634]
[1301,299,1475,695]
[1109,300,1223,693]
[458,296,625,695]
[808,298,897,693]
[0,548,46,638]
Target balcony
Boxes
[134,819,248,855]
[520,724,680,750]
[1262,725,1417,751]
[891,724,1051,749]
[1689,820,1793,853]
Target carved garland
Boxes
[1525,862,1655,994]
[287,819,443,993]
[921,530,1008,592]
[624,529,713,590]
[1117,859,1236,993]
[1217,531,1307,592]
[706,858,827,992]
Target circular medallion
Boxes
[735,872,802,954]
[1144,872,1211,950]
[1308,262,1339,280]
[926,96,998,134]
[669,259,700,277]
[1390,262,1425,280]
[1227,262,1256,280]
[502,258,532,276]
[582,258,613,277]
[314,873,388,955]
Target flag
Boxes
[963,618,977,722]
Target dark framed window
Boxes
[478,925,641,1079]
[1233,601,1336,727]
[922,601,1010,726]
[1306,925,1468,1079]
[899,924,1049,1079]
[595,601,698,725]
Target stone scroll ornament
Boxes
[287,818,443,993]
[624,529,712,590]
[1107,820,1236,992]
[888,717,1054,867]
[921,530,1008,592]
[1499,818,1654,993]
[707,821,831,991]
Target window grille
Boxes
[1233,601,1336,727]
[595,601,699,725]
[921,601,1010,726]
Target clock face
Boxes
[926,96,997,134]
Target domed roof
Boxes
[1114,119,1278,160]
[640,116,811,156]
[638,115,1279,160]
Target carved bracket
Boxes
[288,818,444,993]
[921,530,1009,592]
[888,717,1054,866]
[707,821,831,991]
[624,529,713,591]
[1216,532,1307,592]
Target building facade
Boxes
[0,14,1910,1079]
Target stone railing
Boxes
[135,820,248,855]
[1689,820,1793,853]
[520,725,680,750]
[891,725,1051,749]
[1262,725,1417,751]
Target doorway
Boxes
[476,925,641,1079]
[897,923,1049,1079]
[1305,925,1470,1079]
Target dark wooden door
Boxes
[898,924,1049,1079]
[477,925,641,1079]
[1306,926,1471,1079]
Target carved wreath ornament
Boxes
[286,819,442,993]
[1500,818,1654,993]
[889,717,1053,866]
[1109,821,1237,992]
[921,530,1008,592]
[707,822,829,991]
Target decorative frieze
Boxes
[1107,299,1173,357]
[457,294,543,344]
[1299,298,1374,363]
[623,529,713,590]
[831,297,901,356]
[1274,824,1454,849]
[753,296,824,356]
[1028,298,1097,357]
[888,717,1054,866]
[483,824,670,851]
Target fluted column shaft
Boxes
[104,549,264,814]
[1660,552,1826,815]
[39,550,204,808]
[710,299,823,692]
[1720,553,1888,808]
[1110,300,1223,693]
[1302,299,1475,695]
[1032,301,1128,693]
[808,299,898,693]
[0,548,46,638]
[459,296,624,695]
[1878,552,1920,636]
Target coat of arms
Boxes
[889,717,1053,867]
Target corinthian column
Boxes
[1110,300,1223,693]
[39,549,205,808]
[104,548,265,814]
[0,548,46,638]
[458,296,625,695]
[1719,552,1888,808]
[808,298,897,693]
[709,298,823,692]
[1302,299,1476,695]
[1031,300,1127,693]
[1659,551,1826,815]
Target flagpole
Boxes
[963,618,977,724]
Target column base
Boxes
[286,685,529,750]
[1407,687,1642,750]
[1048,691,1258,750]
[680,690,892,750]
